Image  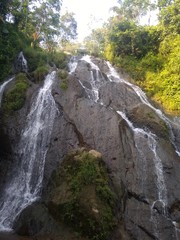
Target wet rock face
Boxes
[14,51,28,73]
[99,81,140,112]
[1,56,180,239]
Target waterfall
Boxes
[80,55,100,102]
[117,111,169,239]
[0,71,58,231]
[78,55,108,102]
[0,77,14,107]
[14,51,28,73]
[74,56,180,152]
[68,56,78,74]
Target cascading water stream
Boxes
[107,60,179,239]
[68,56,78,74]
[81,55,100,102]
[117,111,167,207]
[76,55,108,102]
[117,110,170,239]
[0,71,58,231]
[0,77,14,107]
[107,61,180,156]
[71,55,180,156]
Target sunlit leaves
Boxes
[159,0,180,33]
[103,0,180,114]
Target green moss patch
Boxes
[2,73,30,114]
[58,70,69,90]
[33,66,49,83]
[46,149,117,240]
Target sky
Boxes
[61,0,158,42]
[61,0,118,42]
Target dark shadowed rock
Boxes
[13,202,61,236]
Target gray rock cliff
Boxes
[0,55,180,240]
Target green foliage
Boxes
[107,20,161,59]
[159,0,180,34]
[23,47,48,72]
[48,51,67,69]
[23,47,67,75]
[116,0,155,22]
[84,27,108,57]
[69,152,100,189]
[0,23,30,82]
[102,0,180,115]
[60,79,68,90]
[58,70,68,79]
[33,66,49,82]
[60,12,77,46]
[143,34,180,113]
[2,73,30,114]
[58,69,69,90]
[1,0,62,49]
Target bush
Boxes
[58,70,69,90]
[60,79,68,90]
[48,51,67,69]
[2,73,30,114]
[24,47,48,72]
[0,23,30,82]
[58,69,68,79]
[33,66,49,82]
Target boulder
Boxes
[13,202,61,236]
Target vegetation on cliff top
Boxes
[84,0,180,115]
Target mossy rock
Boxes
[60,79,68,91]
[2,73,30,114]
[58,70,69,90]
[58,70,68,80]
[46,149,117,240]
[33,66,49,82]
[128,103,169,139]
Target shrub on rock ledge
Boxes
[46,149,117,240]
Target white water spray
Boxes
[0,71,58,231]
[0,77,14,107]
[68,56,78,74]
[107,61,180,156]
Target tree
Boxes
[84,27,108,57]
[159,0,180,33]
[0,0,12,22]
[59,12,77,47]
[115,0,155,23]
[0,0,62,50]
[157,0,174,9]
